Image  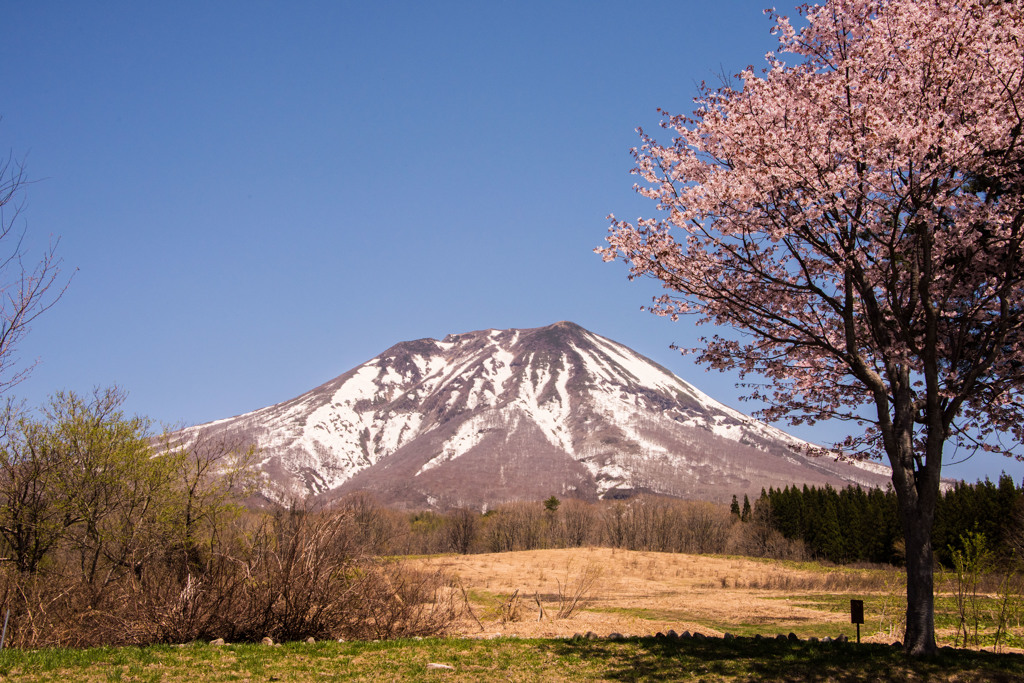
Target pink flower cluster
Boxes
[601,0,1024,464]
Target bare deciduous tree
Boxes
[445,507,479,555]
[0,152,71,392]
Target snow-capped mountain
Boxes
[177,321,891,509]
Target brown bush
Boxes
[0,504,460,648]
[725,503,807,561]
[342,562,460,640]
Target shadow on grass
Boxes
[547,635,1024,682]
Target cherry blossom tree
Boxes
[601,0,1023,655]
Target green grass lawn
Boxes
[0,636,1022,682]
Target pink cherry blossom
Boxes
[601,0,1024,655]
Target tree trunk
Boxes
[880,367,942,656]
[901,508,938,655]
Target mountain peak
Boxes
[180,322,891,508]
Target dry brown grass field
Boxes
[417,547,953,646]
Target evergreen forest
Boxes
[739,476,1024,567]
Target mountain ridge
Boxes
[176,321,891,509]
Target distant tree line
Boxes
[745,477,1024,567]
[348,492,804,561]
[344,477,1024,571]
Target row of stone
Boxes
[208,636,319,646]
[571,630,873,645]
[205,631,899,648]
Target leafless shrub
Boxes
[342,562,461,640]
[499,589,522,623]
[992,566,1023,651]
[215,506,363,642]
[554,562,602,619]
[725,505,807,561]
[877,568,907,641]
[0,502,460,647]
[338,491,404,556]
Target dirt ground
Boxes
[415,547,895,642]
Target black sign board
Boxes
[850,599,864,624]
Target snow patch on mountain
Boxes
[418,412,494,476]
[512,358,574,454]
[491,346,515,398]
[585,330,679,393]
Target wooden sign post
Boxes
[850,599,864,644]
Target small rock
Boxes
[788,632,800,642]
[680,631,692,639]
[835,634,848,643]
[753,634,763,641]
[654,632,666,639]
[808,636,819,643]
[821,636,832,643]
[723,633,735,641]
[584,631,598,640]
[892,641,902,648]
[693,632,706,641]
[305,637,315,645]
[666,629,678,639]
[261,637,274,646]
[608,632,624,641]
[776,634,788,641]
[209,638,225,646]
[427,663,455,670]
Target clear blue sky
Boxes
[3,1,1017,483]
